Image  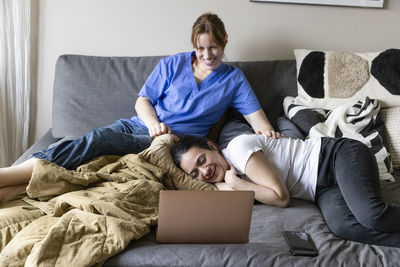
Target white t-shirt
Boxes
[221,134,321,202]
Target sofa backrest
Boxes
[228,60,297,124]
[52,54,297,138]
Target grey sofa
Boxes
[15,55,400,266]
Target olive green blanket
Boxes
[0,155,166,266]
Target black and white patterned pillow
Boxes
[284,96,394,181]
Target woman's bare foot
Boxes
[0,158,36,188]
[0,184,27,205]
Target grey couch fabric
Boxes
[228,60,297,124]
[104,198,400,267]
[52,55,164,138]
[15,54,400,266]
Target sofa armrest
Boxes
[12,129,60,166]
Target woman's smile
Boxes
[179,145,229,183]
[194,33,224,72]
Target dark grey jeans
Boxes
[316,137,400,247]
[218,118,254,148]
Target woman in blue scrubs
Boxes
[0,13,280,203]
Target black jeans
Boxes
[316,138,400,247]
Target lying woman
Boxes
[170,133,400,247]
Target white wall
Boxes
[34,0,400,143]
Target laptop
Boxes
[156,190,254,244]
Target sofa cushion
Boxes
[52,55,164,138]
[381,107,400,170]
[293,48,400,109]
[138,134,217,191]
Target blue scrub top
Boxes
[131,52,261,137]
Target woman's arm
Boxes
[224,150,290,208]
[135,96,171,137]
[244,109,283,138]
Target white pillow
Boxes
[294,48,400,109]
[381,107,400,169]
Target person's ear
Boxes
[224,34,228,45]
[207,141,218,151]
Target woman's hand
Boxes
[148,122,171,138]
[256,130,284,139]
[135,97,172,138]
[215,165,240,191]
[244,109,284,139]
[215,182,234,191]
[224,164,242,188]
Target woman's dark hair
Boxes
[170,135,212,167]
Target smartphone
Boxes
[283,231,318,256]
